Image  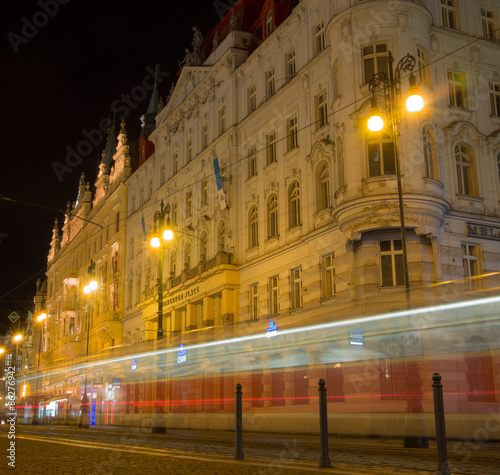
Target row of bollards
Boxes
[234,373,450,472]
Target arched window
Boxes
[249,206,259,248]
[423,126,437,179]
[336,136,344,190]
[317,163,330,211]
[455,144,475,195]
[200,232,208,260]
[289,181,301,228]
[266,10,273,35]
[268,194,278,238]
[185,242,192,269]
[219,222,226,252]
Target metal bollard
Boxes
[318,378,332,468]
[432,373,450,475]
[234,383,244,460]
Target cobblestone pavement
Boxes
[1,424,500,474]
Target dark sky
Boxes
[0,0,225,333]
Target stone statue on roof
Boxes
[213,31,221,49]
[229,10,238,30]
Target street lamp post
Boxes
[368,52,428,449]
[80,259,97,429]
[150,199,174,433]
[32,312,47,425]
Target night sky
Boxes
[0,0,225,333]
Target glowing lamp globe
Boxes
[89,280,98,291]
[37,313,47,323]
[150,236,161,248]
[367,114,384,132]
[406,92,424,112]
[163,229,174,241]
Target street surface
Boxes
[1,424,499,474]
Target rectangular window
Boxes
[266,132,277,165]
[201,179,208,206]
[448,71,466,108]
[173,151,179,174]
[315,20,326,54]
[481,8,496,39]
[287,116,298,151]
[219,106,226,135]
[380,239,404,287]
[202,123,208,149]
[172,203,178,226]
[367,133,396,177]
[266,68,275,98]
[489,82,500,117]
[417,47,430,85]
[462,243,479,277]
[248,84,256,114]
[69,316,75,335]
[286,48,296,81]
[290,267,302,310]
[363,43,388,84]
[186,191,192,217]
[248,146,257,178]
[316,91,328,130]
[441,0,457,30]
[187,138,192,162]
[269,275,279,316]
[322,253,335,299]
[250,284,258,321]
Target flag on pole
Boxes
[141,216,147,242]
[213,157,227,210]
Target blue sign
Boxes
[349,327,364,346]
[131,358,137,370]
[177,344,187,364]
[266,320,278,338]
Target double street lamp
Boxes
[32,312,47,425]
[150,199,174,434]
[80,259,98,429]
[367,52,428,449]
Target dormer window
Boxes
[266,10,273,35]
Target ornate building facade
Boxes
[34,0,500,436]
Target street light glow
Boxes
[406,92,424,112]
[163,229,174,241]
[367,114,384,132]
[37,313,47,323]
[14,334,23,342]
[89,280,98,291]
[150,236,161,248]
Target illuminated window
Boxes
[289,181,301,228]
[266,10,273,35]
[462,243,479,278]
[367,132,396,177]
[317,163,330,211]
[266,131,277,165]
[286,48,296,81]
[489,82,500,117]
[380,239,404,287]
[363,43,388,84]
[248,84,256,114]
[269,275,279,315]
[316,91,328,130]
[322,253,335,299]
[455,144,475,195]
[290,267,302,310]
[266,68,275,98]
[248,146,257,178]
[249,205,259,248]
[250,284,258,321]
[315,20,326,55]
[441,0,457,30]
[448,71,466,108]
[481,8,496,39]
[287,115,298,151]
[268,193,278,238]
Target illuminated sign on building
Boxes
[177,344,187,364]
[131,358,137,370]
[266,320,278,338]
[349,327,364,346]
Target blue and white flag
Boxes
[213,157,227,210]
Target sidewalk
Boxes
[5,423,500,474]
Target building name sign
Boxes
[467,223,500,241]
[177,344,187,364]
[165,286,200,306]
